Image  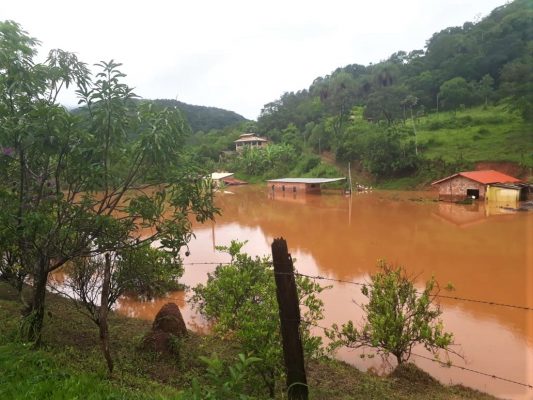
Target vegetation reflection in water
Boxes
[116,185,533,399]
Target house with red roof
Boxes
[431,170,525,201]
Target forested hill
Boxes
[178,0,531,188]
[151,99,247,133]
[257,0,532,140]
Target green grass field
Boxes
[369,106,533,189]
[416,106,533,167]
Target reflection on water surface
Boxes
[116,185,533,399]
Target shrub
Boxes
[293,154,321,175]
[190,241,326,397]
[327,261,457,366]
[183,354,261,400]
[360,130,419,178]
[426,120,445,131]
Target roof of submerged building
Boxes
[211,172,234,180]
[431,170,521,185]
[267,178,346,184]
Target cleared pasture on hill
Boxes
[417,106,533,167]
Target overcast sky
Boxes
[2,0,508,120]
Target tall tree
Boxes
[499,52,533,121]
[364,86,409,124]
[477,74,495,107]
[0,21,217,342]
[438,77,473,110]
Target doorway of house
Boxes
[466,189,480,199]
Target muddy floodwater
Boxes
[116,185,533,399]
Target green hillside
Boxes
[152,99,247,133]
[230,0,533,186]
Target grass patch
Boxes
[235,159,343,184]
[371,105,532,189]
[0,343,161,400]
[0,282,496,399]
[416,106,533,167]
[375,176,429,190]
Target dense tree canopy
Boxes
[0,21,217,342]
[150,99,247,133]
[250,0,533,180]
[261,0,532,130]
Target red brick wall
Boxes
[267,182,321,193]
[435,176,486,199]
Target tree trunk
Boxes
[99,253,114,374]
[396,354,403,366]
[27,260,49,344]
[410,108,418,156]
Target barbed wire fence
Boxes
[182,243,533,393]
[183,261,533,312]
[298,320,533,390]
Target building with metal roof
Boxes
[211,172,234,181]
[267,177,346,194]
[209,172,248,187]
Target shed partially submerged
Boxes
[485,183,526,203]
[267,177,346,194]
[211,172,234,181]
[210,172,247,187]
[431,170,526,201]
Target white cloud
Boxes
[1,0,508,120]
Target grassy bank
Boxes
[362,106,533,190]
[0,282,496,399]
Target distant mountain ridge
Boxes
[151,99,247,133]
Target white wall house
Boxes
[234,133,268,151]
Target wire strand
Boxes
[182,263,533,311]
[181,261,533,390]
[410,352,533,390]
[183,262,232,266]
[291,271,533,312]
[301,321,533,390]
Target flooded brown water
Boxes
[116,185,533,399]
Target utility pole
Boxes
[348,162,353,194]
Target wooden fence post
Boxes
[271,237,308,400]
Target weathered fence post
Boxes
[271,237,308,400]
